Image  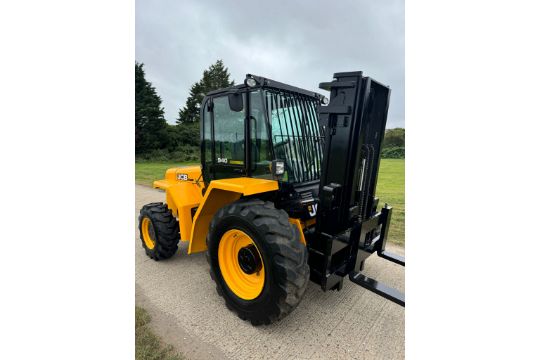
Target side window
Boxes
[213,95,245,165]
[249,90,272,178]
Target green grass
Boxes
[375,159,405,246]
[135,159,404,246]
[136,306,184,360]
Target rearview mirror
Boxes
[228,93,244,112]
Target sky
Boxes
[136,0,404,128]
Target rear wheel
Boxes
[138,202,180,260]
[206,199,309,325]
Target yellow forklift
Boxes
[139,71,405,325]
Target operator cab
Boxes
[200,74,328,219]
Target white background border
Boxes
[1,0,539,358]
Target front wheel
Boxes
[206,199,309,325]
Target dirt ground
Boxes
[135,184,405,360]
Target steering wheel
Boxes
[273,138,289,149]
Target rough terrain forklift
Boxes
[139,71,405,325]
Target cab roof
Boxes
[206,74,326,101]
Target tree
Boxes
[135,62,169,154]
[177,60,234,124]
[165,122,200,151]
[383,128,405,148]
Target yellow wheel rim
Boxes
[218,229,265,300]
[141,217,156,250]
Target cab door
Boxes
[202,93,247,181]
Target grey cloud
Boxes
[136,0,404,128]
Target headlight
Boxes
[275,161,285,175]
[271,160,285,177]
[321,96,329,105]
[245,78,257,87]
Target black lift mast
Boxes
[308,71,405,307]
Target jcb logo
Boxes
[177,173,188,181]
[308,204,318,217]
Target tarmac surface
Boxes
[135,184,405,360]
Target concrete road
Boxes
[135,185,405,360]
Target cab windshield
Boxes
[263,89,323,183]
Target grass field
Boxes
[135,159,404,246]
[375,159,405,246]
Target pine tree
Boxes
[177,81,205,125]
[135,62,169,154]
[177,60,234,124]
